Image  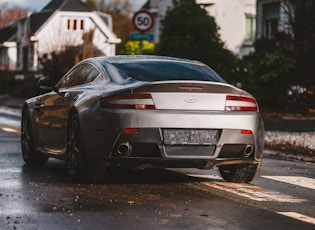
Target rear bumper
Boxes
[81,109,264,167]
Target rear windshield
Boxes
[109,61,225,83]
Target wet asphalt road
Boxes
[1,128,315,230]
[0,102,315,229]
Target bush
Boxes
[244,38,296,111]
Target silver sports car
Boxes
[21,55,264,183]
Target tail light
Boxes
[241,129,253,135]
[224,95,258,112]
[99,94,156,110]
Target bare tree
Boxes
[97,0,134,53]
[81,29,97,61]
[0,3,30,28]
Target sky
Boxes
[3,0,146,12]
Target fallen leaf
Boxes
[127,200,135,205]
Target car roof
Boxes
[78,55,226,84]
[92,55,205,65]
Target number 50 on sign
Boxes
[132,10,155,33]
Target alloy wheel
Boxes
[67,115,85,180]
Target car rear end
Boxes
[96,81,264,170]
[80,56,264,182]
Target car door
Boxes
[34,63,98,155]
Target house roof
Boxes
[41,0,91,12]
[141,0,151,9]
[0,23,17,43]
[0,0,92,41]
[28,0,92,36]
[30,12,54,36]
[0,0,120,45]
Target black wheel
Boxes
[67,114,106,182]
[67,114,87,182]
[21,108,48,165]
[218,163,261,183]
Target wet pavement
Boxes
[1,96,315,229]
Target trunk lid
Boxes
[131,81,247,111]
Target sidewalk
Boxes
[263,116,315,163]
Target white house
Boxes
[140,0,257,57]
[0,0,121,74]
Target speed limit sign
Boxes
[132,10,154,33]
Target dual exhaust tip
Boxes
[117,142,254,158]
[243,145,254,158]
[117,142,132,156]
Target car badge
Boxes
[184,99,198,103]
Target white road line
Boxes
[1,127,19,133]
[175,170,315,225]
[202,181,307,203]
[0,179,22,189]
[186,173,222,180]
[277,212,315,225]
[170,169,309,203]
[261,176,315,190]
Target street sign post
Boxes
[131,10,155,54]
[132,10,154,33]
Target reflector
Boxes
[123,128,138,133]
[241,130,253,135]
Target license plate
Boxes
[163,129,219,145]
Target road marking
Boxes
[0,168,22,173]
[185,174,222,180]
[0,179,22,189]
[277,212,315,225]
[202,181,307,203]
[0,111,21,132]
[261,176,315,190]
[170,169,308,203]
[1,127,19,133]
[174,169,315,225]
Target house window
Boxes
[264,19,278,39]
[245,15,256,42]
[73,19,77,30]
[80,20,84,30]
[66,19,84,31]
[263,2,280,39]
[67,19,70,30]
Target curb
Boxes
[264,149,315,163]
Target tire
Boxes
[67,114,106,182]
[218,163,261,183]
[21,108,48,165]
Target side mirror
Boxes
[38,76,54,90]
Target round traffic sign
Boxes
[132,10,154,33]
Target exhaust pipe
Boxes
[243,145,254,158]
[117,142,132,156]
